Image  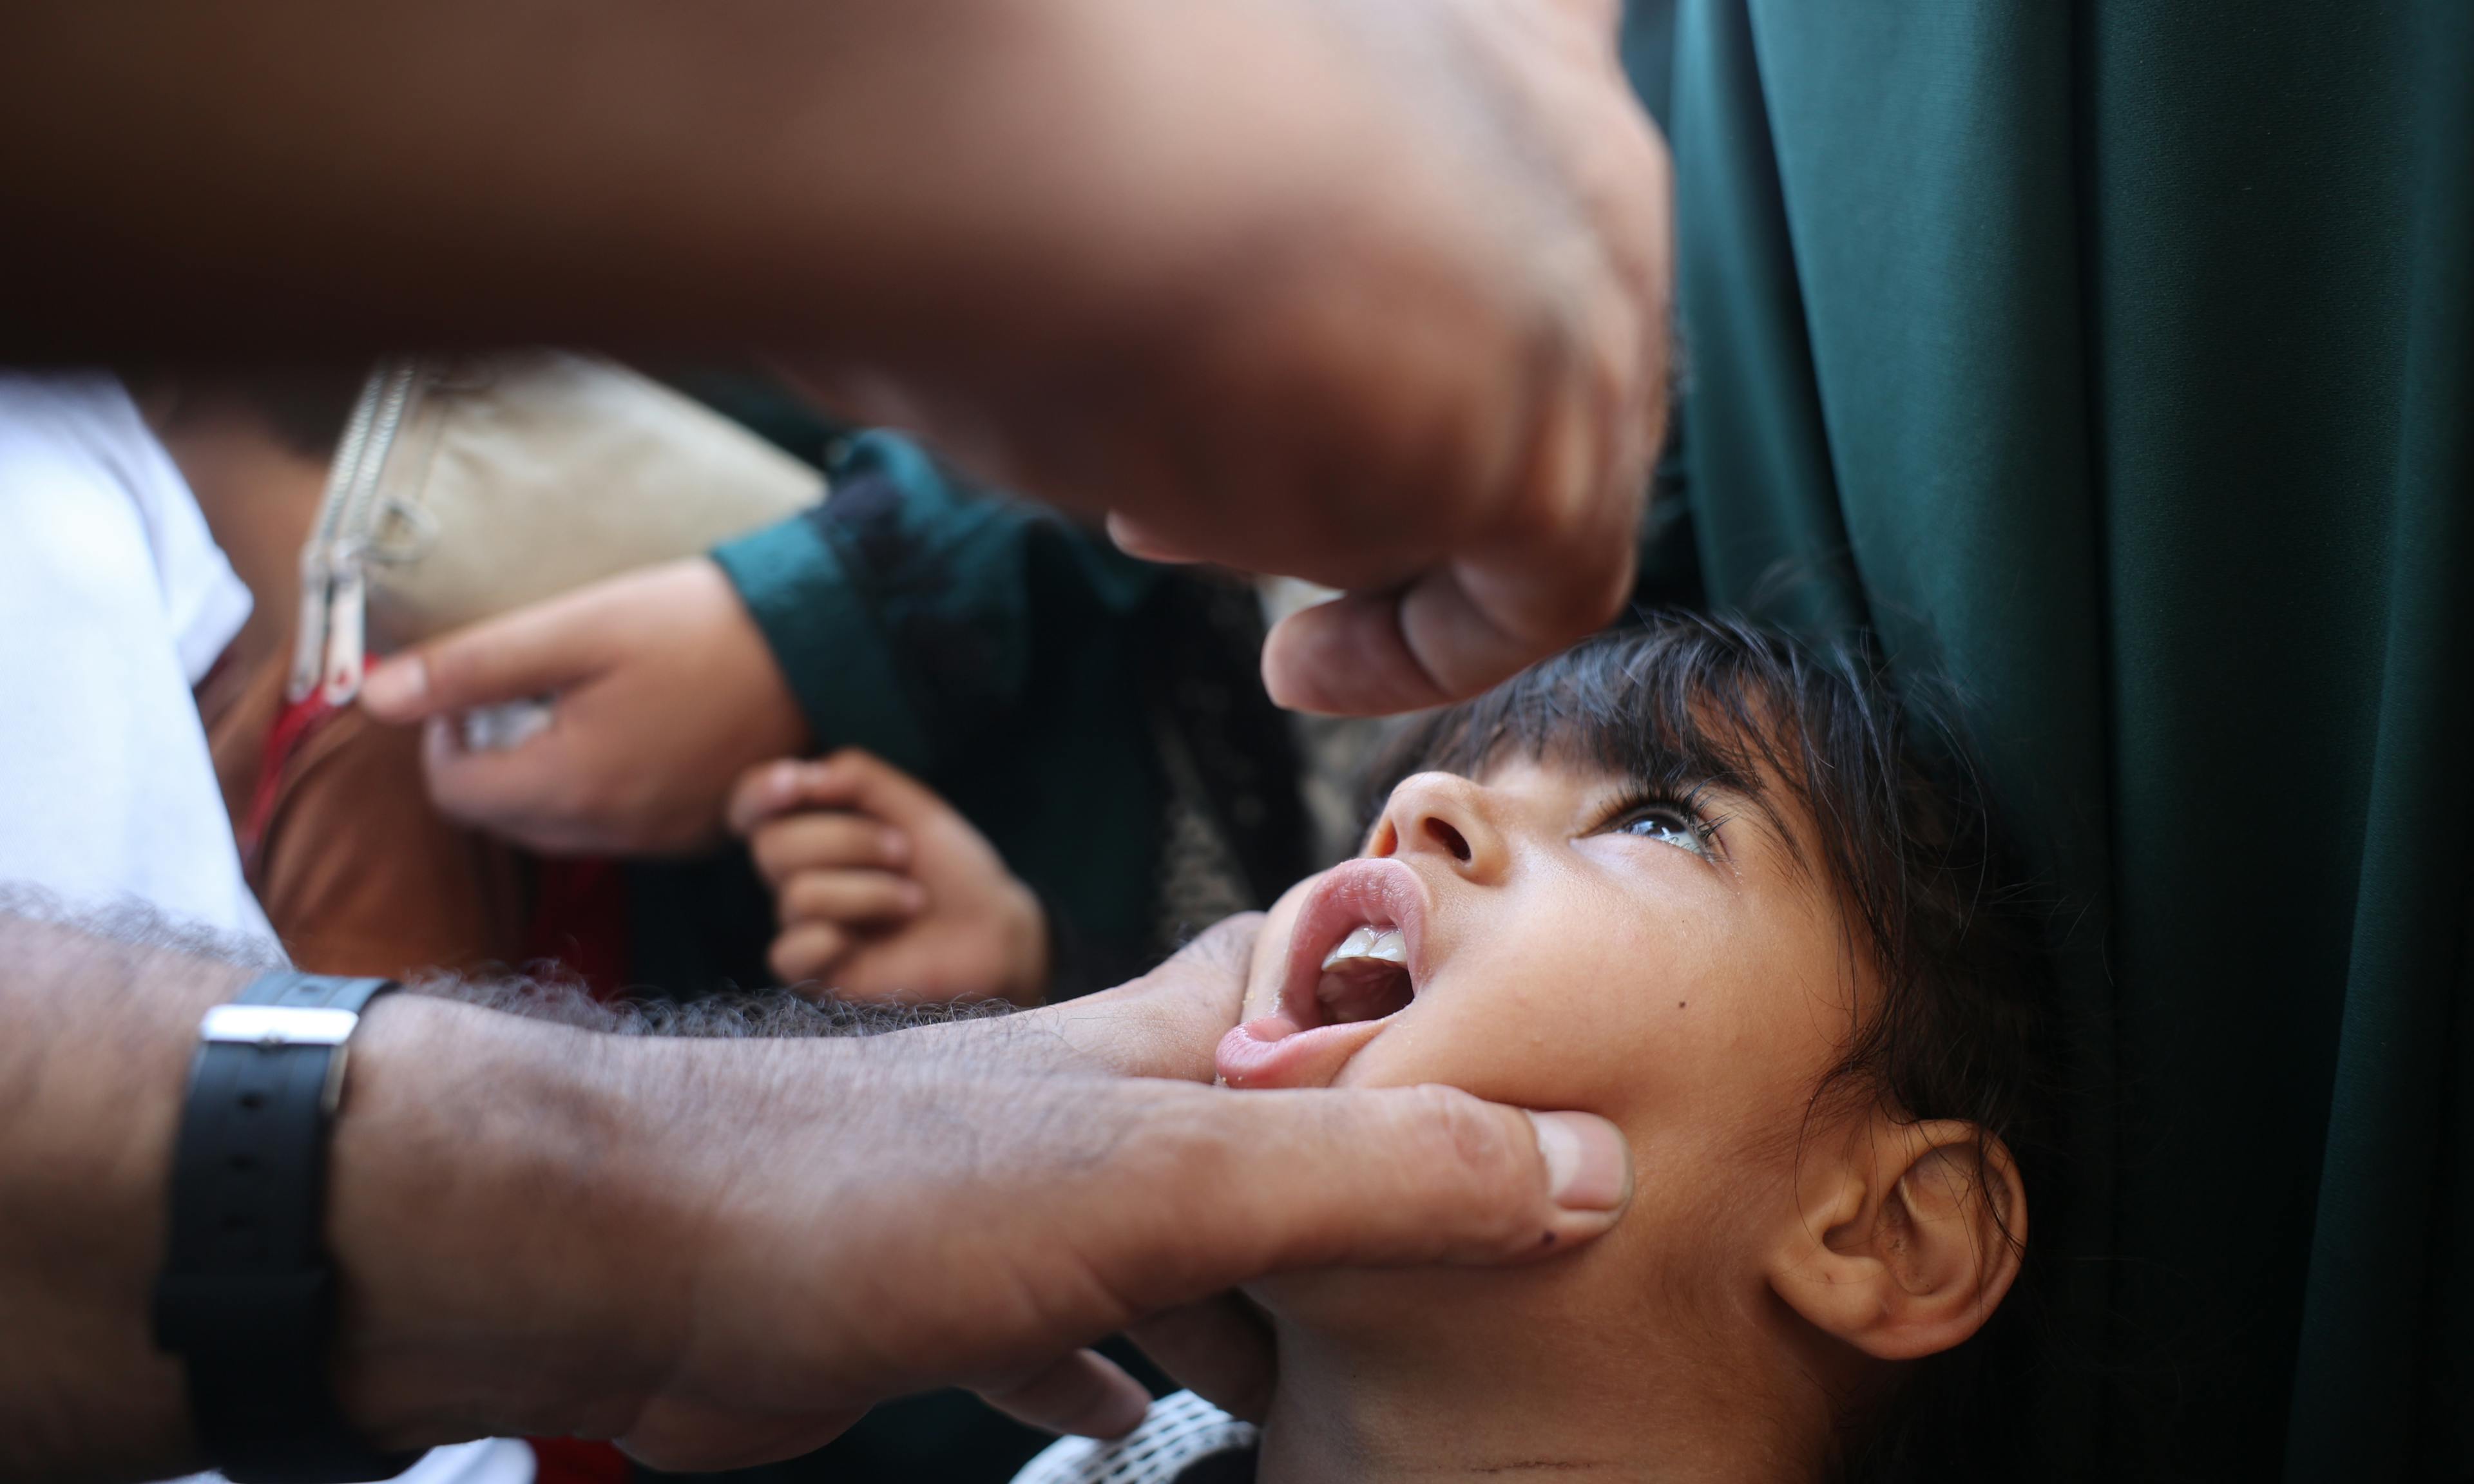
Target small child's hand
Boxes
[729,748,1048,1005]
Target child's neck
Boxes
[1251,1271,1834,1484]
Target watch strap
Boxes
[155,971,421,1483]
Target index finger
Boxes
[913,915,1263,1082]
[360,587,616,723]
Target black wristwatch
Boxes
[154,971,424,1484]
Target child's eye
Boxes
[1611,804,1714,859]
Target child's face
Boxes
[1222,753,1870,1318]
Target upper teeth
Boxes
[1322,924,1406,969]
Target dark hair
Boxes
[1371,613,2058,1481]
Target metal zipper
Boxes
[286,369,381,701]
[288,357,424,705]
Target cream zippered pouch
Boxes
[291,350,826,705]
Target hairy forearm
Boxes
[0,911,703,1475]
[0,905,1605,1477]
[0,902,1236,1479]
[0,911,253,1481]
[321,991,694,1447]
[0,910,906,1476]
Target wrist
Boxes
[323,994,705,1446]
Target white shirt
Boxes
[0,372,532,1484]
[0,372,271,942]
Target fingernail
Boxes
[899,880,928,911]
[360,656,427,714]
[1528,1111,1631,1212]
[881,829,910,866]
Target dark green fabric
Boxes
[1660,1,2473,1476]
[714,506,933,775]
[713,430,1171,967]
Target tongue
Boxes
[1319,958,1412,1023]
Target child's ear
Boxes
[1763,1116,2026,1362]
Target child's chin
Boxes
[1251,1260,1562,1342]
[1246,1266,1399,1326]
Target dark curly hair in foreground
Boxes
[1374,613,2062,1483]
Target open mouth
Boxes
[1310,924,1415,1025]
[1216,859,1428,1089]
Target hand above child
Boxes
[729,748,1048,1005]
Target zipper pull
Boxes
[287,542,331,703]
[320,547,369,707]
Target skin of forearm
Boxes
[316,919,1256,1454]
[0,906,1246,1479]
[0,889,1202,1478]
[0,914,251,1482]
[3,906,1604,1476]
[0,0,1293,370]
[0,917,727,1476]
[322,993,714,1447]
[0,924,838,1471]
[321,994,1134,1458]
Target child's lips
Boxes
[1220,861,1434,1089]
[1215,1013,1394,1089]
[1275,859,1430,1027]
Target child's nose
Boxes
[1371,772,1510,884]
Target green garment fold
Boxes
[1658,1,2471,1476]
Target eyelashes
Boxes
[1597,783,1731,862]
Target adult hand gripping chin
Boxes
[805,0,1672,718]
[328,920,1631,1468]
[356,557,807,855]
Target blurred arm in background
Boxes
[2,0,1671,716]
